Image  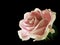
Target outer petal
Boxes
[18,30,30,41]
[24,12,31,19]
[48,9,56,33]
[48,9,56,27]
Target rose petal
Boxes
[49,10,56,26]
[35,19,48,29]
[24,18,35,26]
[30,27,46,35]
[31,10,42,20]
[30,19,48,36]
[24,12,31,19]
[19,20,35,31]
[42,9,51,22]
[18,30,30,41]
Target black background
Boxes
[4,0,60,45]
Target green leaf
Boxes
[44,25,58,41]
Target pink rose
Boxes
[18,8,56,41]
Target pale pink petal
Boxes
[33,17,40,26]
[24,12,30,19]
[35,19,48,29]
[31,19,48,32]
[19,20,34,31]
[48,9,56,26]
[31,11,42,20]
[42,9,51,22]
[24,18,35,26]
[30,27,46,35]
[18,30,30,41]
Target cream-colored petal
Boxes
[48,10,56,27]
[24,12,30,19]
[48,9,56,33]
[19,20,24,28]
[18,30,30,41]
[34,8,41,12]
[49,28,55,34]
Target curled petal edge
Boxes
[18,30,30,41]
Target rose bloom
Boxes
[18,8,56,41]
